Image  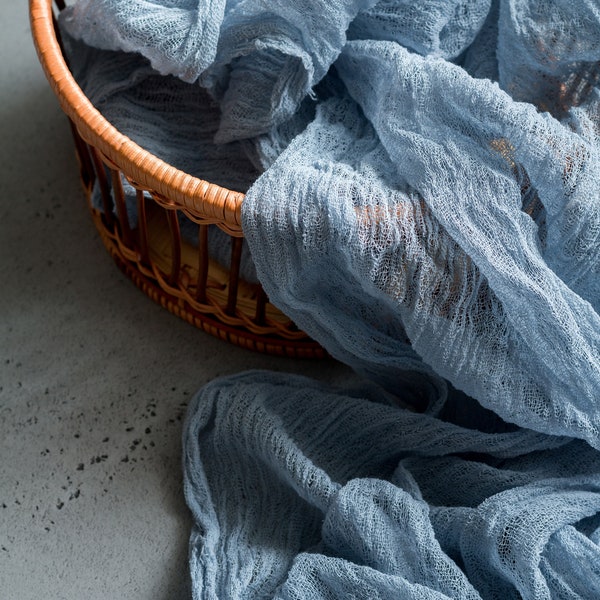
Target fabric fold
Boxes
[183,371,600,599]
[57,1,600,596]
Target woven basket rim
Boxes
[29,0,245,231]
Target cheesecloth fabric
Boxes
[183,371,600,600]
[59,0,600,597]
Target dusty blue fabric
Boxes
[243,10,600,444]
[60,0,600,597]
[183,371,599,599]
[61,0,378,143]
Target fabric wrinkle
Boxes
[58,0,600,597]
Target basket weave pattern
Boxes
[31,0,324,358]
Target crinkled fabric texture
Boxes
[59,0,227,83]
[348,0,492,59]
[61,0,379,142]
[59,0,600,597]
[243,25,600,447]
[183,371,600,600]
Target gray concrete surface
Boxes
[0,3,349,598]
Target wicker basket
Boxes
[30,0,324,358]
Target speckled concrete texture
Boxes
[0,3,350,598]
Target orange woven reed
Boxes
[30,0,325,358]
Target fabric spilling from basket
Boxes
[60,0,600,598]
[245,51,600,444]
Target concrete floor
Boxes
[0,3,349,598]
